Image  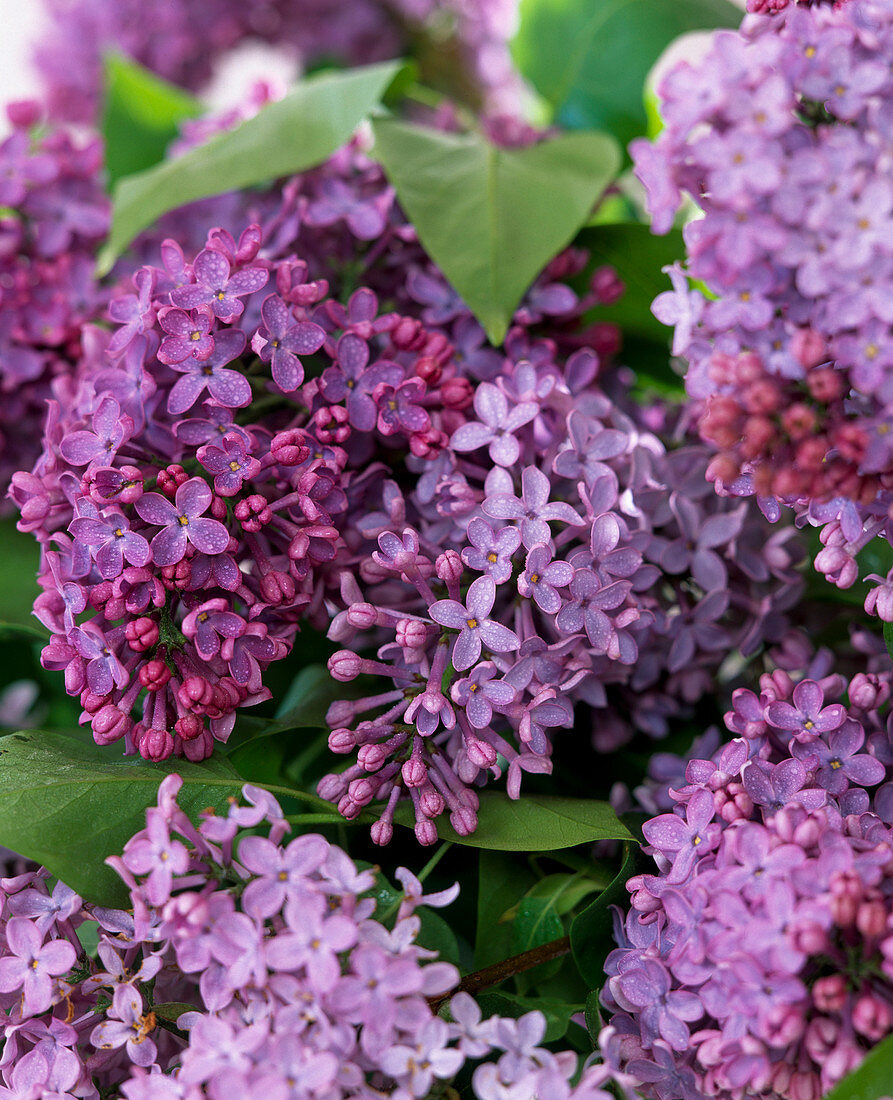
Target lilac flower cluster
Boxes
[0,774,633,1099]
[317,357,807,842]
[13,220,467,762]
[603,655,893,1099]
[34,0,524,125]
[0,103,109,496]
[632,0,893,611]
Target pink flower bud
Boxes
[441,377,473,410]
[857,898,887,939]
[418,784,444,819]
[328,650,362,682]
[92,705,130,745]
[182,730,213,761]
[465,737,497,769]
[791,328,828,370]
[358,744,388,772]
[260,570,295,605]
[317,773,347,801]
[370,820,393,846]
[139,726,174,762]
[435,549,463,585]
[450,806,477,835]
[271,429,310,466]
[812,975,847,1013]
[853,991,892,1040]
[396,618,429,651]
[139,659,171,691]
[337,796,362,820]
[126,616,159,652]
[327,728,356,753]
[402,758,427,788]
[175,714,204,741]
[347,603,379,629]
[414,819,438,845]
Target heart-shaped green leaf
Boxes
[512,0,741,148]
[0,731,329,905]
[394,791,633,851]
[371,119,621,344]
[97,61,403,273]
[101,53,202,188]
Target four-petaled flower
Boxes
[765,679,847,742]
[197,432,261,497]
[170,247,268,321]
[167,329,251,414]
[68,507,150,579]
[135,478,229,567]
[60,394,133,468]
[450,383,539,467]
[484,466,584,548]
[251,294,325,392]
[461,518,521,585]
[157,305,215,365]
[0,918,76,1016]
[429,576,520,671]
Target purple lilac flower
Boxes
[166,329,251,414]
[251,294,325,392]
[429,576,520,671]
[135,478,229,566]
[170,247,268,321]
[0,918,76,1016]
[461,519,521,584]
[450,382,538,466]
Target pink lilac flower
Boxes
[631,0,893,611]
[0,776,640,1098]
[605,649,893,1100]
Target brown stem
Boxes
[428,935,572,1013]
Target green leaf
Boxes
[0,519,42,631]
[0,731,330,906]
[394,792,634,852]
[512,896,565,955]
[884,620,893,664]
[274,663,343,727]
[417,908,462,967]
[101,53,201,187]
[824,1035,893,1100]
[475,991,583,1043]
[570,842,646,989]
[475,851,538,968]
[371,119,621,344]
[98,61,403,273]
[512,0,741,148]
[584,988,604,1040]
[521,872,604,917]
[576,224,684,344]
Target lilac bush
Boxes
[603,653,893,1099]
[0,103,109,496]
[0,775,635,1099]
[632,0,893,614]
[34,0,525,124]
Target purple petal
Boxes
[208,368,251,409]
[187,518,230,556]
[150,525,187,567]
[135,492,176,526]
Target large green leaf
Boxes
[0,731,330,906]
[371,119,621,344]
[576,224,684,344]
[570,841,646,989]
[825,1035,893,1100]
[101,53,202,187]
[475,850,538,968]
[512,0,740,148]
[97,61,403,273]
[394,792,633,851]
[0,519,42,631]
